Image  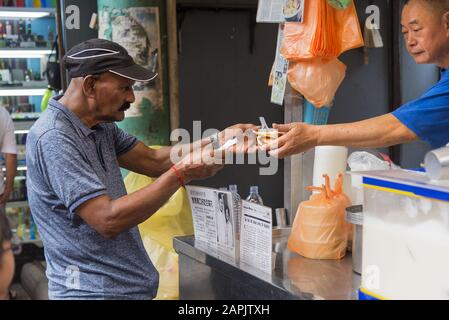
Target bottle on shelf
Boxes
[47,26,54,44]
[5,21,12,38]
[18,19,25,42]
[246,186,264,205]
[229,185,242,241]
[26,22,33,42]
[16,0,26,7]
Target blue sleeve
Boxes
[35,130,108,219]
[392,77,449,149]
[110,124,138,157]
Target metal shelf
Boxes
[6,200,29,209]
[14,120,34,133]
[0,7,55,19]
[0,87,47,96]
[0,48,53,58]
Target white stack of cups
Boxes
[312,146,349,189]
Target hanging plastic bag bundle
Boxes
[287,57,346,108]
[311,0,339,59]
[281,0,364,61]
[288,174,350,260]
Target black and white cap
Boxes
[63,38,158,82]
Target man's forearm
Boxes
[108,168,182,235]
[316,114,418,148]
[4,153,17,195]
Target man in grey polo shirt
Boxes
[26,39,231,300]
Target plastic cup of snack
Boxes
[256,129,279,147]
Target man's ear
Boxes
[443,11,449,35]
[82,75,97,98]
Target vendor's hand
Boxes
[177,143,224,183]
[0,189,11,206]
[264,122,319,159]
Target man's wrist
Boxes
[313,124,324,147]
[172,163,191,186]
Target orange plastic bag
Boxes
[311,0,339,58]
[287,58,346,107]
[281,0,364,61]
[288,174,350,260]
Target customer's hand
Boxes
[218,123,259,153]
[264,122,319,159]
[176,142,224,184]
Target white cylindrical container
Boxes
[424,146,449,181]
[313,146,348,188]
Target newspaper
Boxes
[240,200,273,274]
[186,186,237,263]
[257,0,305,23]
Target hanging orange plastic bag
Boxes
[287,57,346,108]
[288,174,350,260]
[281,0,364,61]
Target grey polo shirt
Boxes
[26,96,158,300]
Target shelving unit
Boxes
[1,5,57,248]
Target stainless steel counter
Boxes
[174,235,361,300]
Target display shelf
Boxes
[0,7,55,19]
[0,87,47,96]
[6,200,29,209]
[14,119,34,133]
[0,48,52,58]
[11,112,40,121]
[2,166,27,172]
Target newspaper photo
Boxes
[240,200,273,274]
[186,186,237,263]
[257,0,305,23]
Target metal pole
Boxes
[56,0,67,91]
[167,0,181,140]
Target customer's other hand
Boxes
[177,142,224,183]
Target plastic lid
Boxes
[250,186,259,194]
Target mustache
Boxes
[119,102,131,111]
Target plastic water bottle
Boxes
[229,185,242,240]
[246,186,264,205]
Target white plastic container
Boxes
[360,169,449,300]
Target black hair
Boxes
[0,206,12,263]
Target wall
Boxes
[178,7,284,208]
[61,0,98,51]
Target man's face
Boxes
[90,72,136,123]
[401,1,449,67]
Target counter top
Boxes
[174,236,360,300]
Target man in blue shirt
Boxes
[264,0,449,158]
[26,39,252,300]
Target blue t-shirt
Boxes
[26,96,159,300]
[392,69,449,149]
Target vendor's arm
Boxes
[267,114,418,159]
